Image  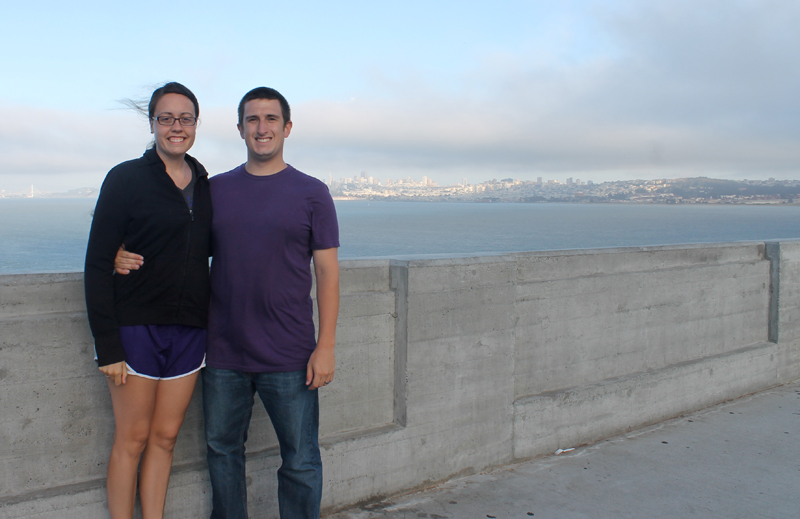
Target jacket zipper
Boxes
[175,173,198,320]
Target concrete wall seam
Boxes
[766,241,781,343]
[389,261,409,427]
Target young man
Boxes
[116,87,339,519]
[203,87,339,519]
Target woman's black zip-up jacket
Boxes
[84,148,212,367]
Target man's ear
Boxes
[284,120,293,138]
[237,123,244,139]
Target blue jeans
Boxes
[203,367,322,519]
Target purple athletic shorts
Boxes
[118,324,206,380]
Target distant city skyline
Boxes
[5,175,800,206]
[324,175,800,205]
[2,1,799,192]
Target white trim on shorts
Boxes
[125,355,207,381]
[94,347,206,381]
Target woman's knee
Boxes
[113,430,149,457]
[148,423,182,452]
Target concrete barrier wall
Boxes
[2,241,799,518]
[514,244,769,397]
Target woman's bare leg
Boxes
[138,372,200,519]
[106,376,159,519]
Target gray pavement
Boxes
[328,382,800,519]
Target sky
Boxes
[2,0,799,192]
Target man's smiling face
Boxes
[238,98,292,165]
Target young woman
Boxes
[84,82,212,519]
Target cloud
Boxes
[2,0,799,190]
[286,0,800,183]
[0,104,244,191]
[0,105,148,191]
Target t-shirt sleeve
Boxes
[309,184,340,250]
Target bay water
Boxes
[2,198,800,275]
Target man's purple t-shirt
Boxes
[207,164,339,372]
